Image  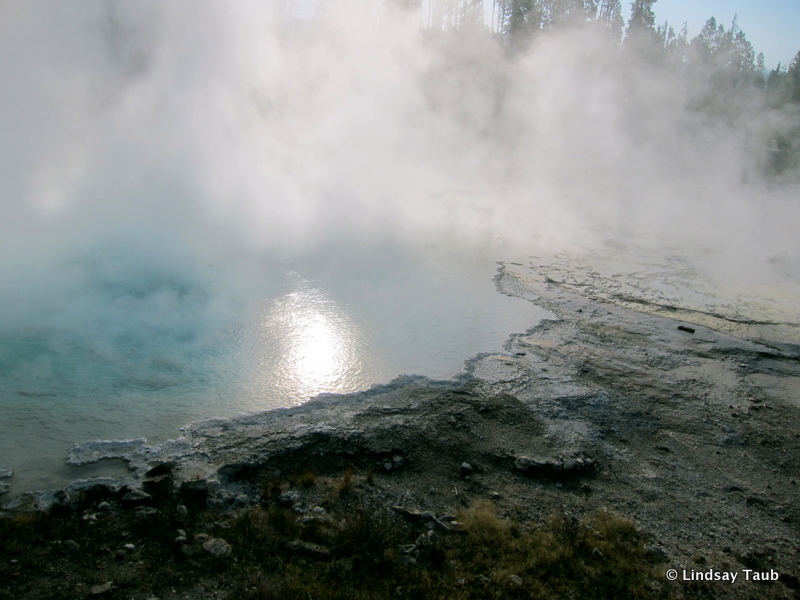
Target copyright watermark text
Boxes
[665,568,780,583]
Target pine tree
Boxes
[597,0,624,41]
[625,0,659,51]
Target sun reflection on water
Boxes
[252,281,367,404]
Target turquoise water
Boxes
[0,237,548,495]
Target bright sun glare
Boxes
[259,285,359,402]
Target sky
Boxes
[653,0,800,69]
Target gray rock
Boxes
[121,489,152,508]
[66,438,148,467]
[514,456,551,472]
[292,503,309,514]
[279,490,300,507]
[508,574,523,586]
[89,581,113,596]
[97,501,112,511]
[62,539,81,554]
[460,462,474,476]
[391,505,424,520]
[399,544,417,555]
[64,479,122,503]
[514,455,595,477]
[134,506,158,519]
[285,540,331,560]
[645,545,669,562]
[143,461,176,478]
[202,537,232,558]
[0,469,12,479]
[398,555,416,566]
[0,482,9,496]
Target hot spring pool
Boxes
[0,238,550,496]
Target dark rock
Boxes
[391,506,424,521]
[62,539,81,554]
[217,462,256,481]
[677,325,696,334]
[179,479,209,507]
[398,555,416,567]
[292,503,309,514]
[514,455,595,478]
[143,461,177,478]
[66,480,121,505]
[120,489,153,508]
[278,491,300,507]
[142,474,172,499]
[134,506,158,519]
[645,545,668,562]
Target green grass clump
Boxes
[444,502,665,599]
[222,499,668,600]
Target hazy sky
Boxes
[653,0,799,69]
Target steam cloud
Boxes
[1,0,798,368]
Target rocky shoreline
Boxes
[2,259,799,598]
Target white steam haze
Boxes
[1,2,798,263]
[0,2,798,490]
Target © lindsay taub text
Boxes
[666,569,780,583]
